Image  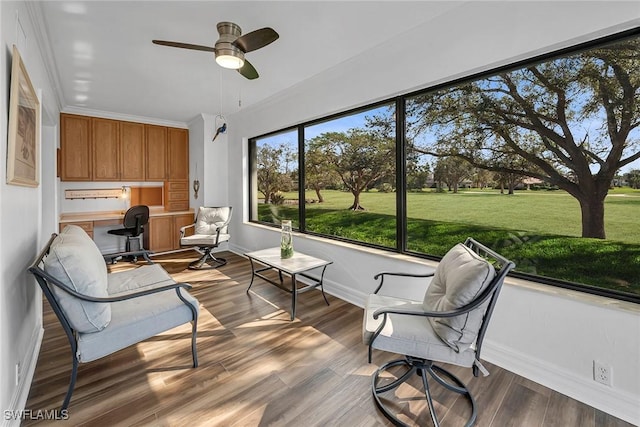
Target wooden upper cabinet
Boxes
[120,122,145,181]
[145,124,168,181]
[60,114,92,181]
[60,114,189,183]
[92,118,119,181]
[168,128,189,181]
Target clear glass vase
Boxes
[280,220,294,259]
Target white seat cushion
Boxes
[107,264,177,295]
[78,263,200,362]
[77,287,199,363]
[180,233,230,247]
[363,294,476,367]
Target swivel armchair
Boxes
[180,206,232,269]
[363,238,515,426]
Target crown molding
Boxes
[62,106,188,128]
[25,1,64,113]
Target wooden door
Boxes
[120,121,145,180]
[146,216,174,252]
[145,125,168,181]
[60,114,92,181]
[92,118,119,180]
[167,128,189,181]
[173,213,195,249]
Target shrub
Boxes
[271,193,285,205]
[378,183,394,193]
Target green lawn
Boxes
[258,188,640,297]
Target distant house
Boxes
[522,176,544,190]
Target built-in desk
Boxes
[59,208,194,253]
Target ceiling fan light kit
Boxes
[215,52,244,69]
[152,20,279,79]
[214,22,245,69]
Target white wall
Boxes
[188,115,206,211]
[225,2,640,423]
[188,113,229,209]
[1,1,59,422]
[202,114,229,206]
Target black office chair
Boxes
[107,205,150,262]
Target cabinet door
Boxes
[92,118,120,180]
[173,213,195,249]
[167,128,189,181]
[146,125,168,181]
[60,114,92,181]
[146,216,174,252]
[120,122,145,180]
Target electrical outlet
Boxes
[15,363,21,386]
[593,360,612,386]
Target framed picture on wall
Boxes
[7,45,40,187]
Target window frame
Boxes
[248,27,640,305]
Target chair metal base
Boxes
[188,248,227,270]
[372,356,477,427]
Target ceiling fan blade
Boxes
[152,40,216,53]
[238,60,259,80]
[233,28,279,53]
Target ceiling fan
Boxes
[153,22,279,80]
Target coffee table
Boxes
[245,248,332,320]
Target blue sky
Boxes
[257,104,639,175]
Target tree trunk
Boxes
[579,197,606,239]
[314,186,324,203]
[348,191,365,210]
[453,182,459,193]
[508,174,518,194]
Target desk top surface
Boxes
[60,209,194,223]
[245,247,332,274]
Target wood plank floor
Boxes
[24,250,634,427]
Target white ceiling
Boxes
[37,1,464,124]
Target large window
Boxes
[251,129,299,228]
[303,104,396,247]
[249,29,640,303]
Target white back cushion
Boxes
[194,207,231,235]
[44,225,111,333]
[423,243,495,352]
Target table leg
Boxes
[246,258,256,293]
[319,265,330,306]
[291,274,297,321]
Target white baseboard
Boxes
[482,340,640,425]
[322,278,367,309]
[3,326,44,427]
